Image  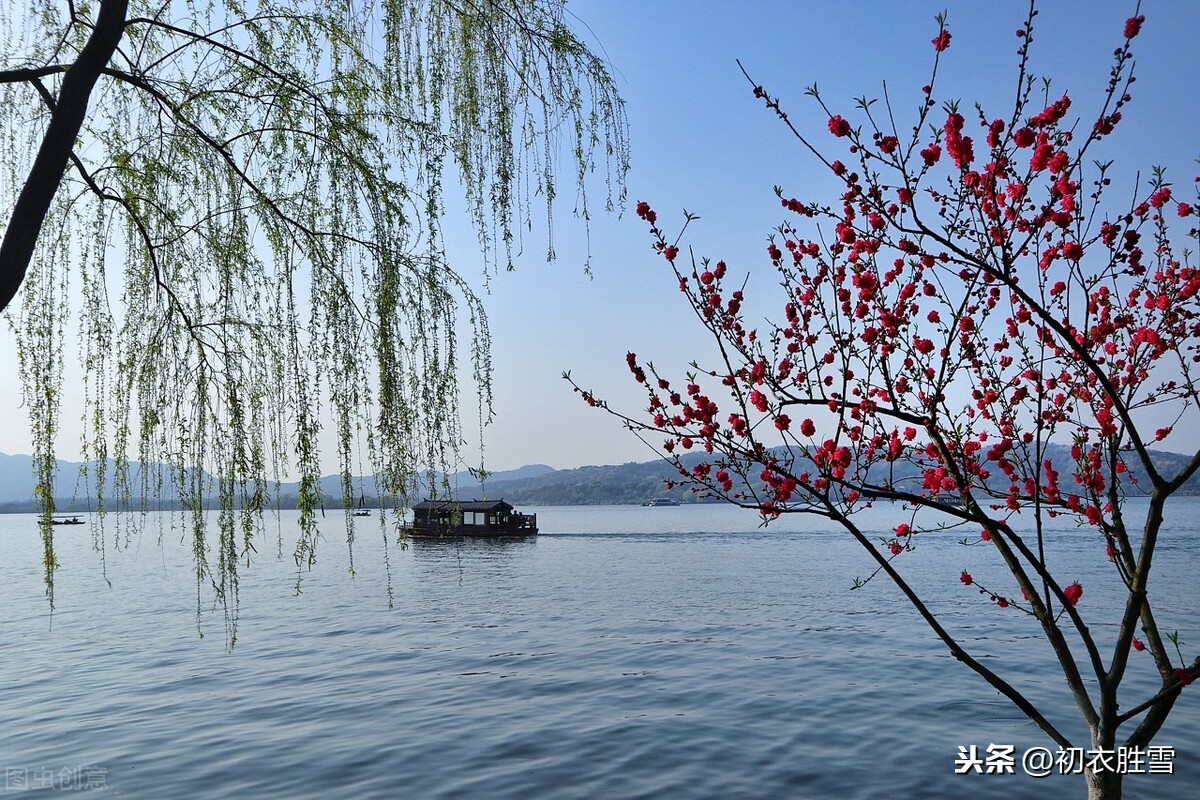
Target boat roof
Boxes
[411,499,516,513]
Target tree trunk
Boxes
[1085,766,1122,799]
[0,0,129,314]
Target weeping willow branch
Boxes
[0,0,628,633]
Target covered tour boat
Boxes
[404,499,537,537]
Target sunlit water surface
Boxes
[1,500,1198,798]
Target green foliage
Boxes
[0,0,628,627]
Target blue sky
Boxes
[458,0,1200,471]
[2,1,1198,475]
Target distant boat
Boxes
[49,516,85,526]
[352,492,372,517]
[642,498,680,507]
[404,499,537,537]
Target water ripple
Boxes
[0,502,1197,798]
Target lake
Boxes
[1,500,1197,798]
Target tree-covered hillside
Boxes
[3,444,1199,512]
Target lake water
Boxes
[1,500,1198,798]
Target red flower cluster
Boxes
[626,351,646,384]
[985,119,1005,148]
[1124,15,1144,39]
[932,29,952,52]
[943,112,973,169]
[635,200,657,225]
[1174,668,1194,686]
[827,115,851,138]
[1063,582,1083,606]
[960,571,972,585]
[1148,186,1172,209]
[1028,94,1071,129]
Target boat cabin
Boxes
[407,499,537,536]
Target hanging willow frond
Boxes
[0,0,628,625]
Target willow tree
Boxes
[0,0,628,615]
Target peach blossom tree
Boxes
[569,5,1196,798]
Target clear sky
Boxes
[2,1,1198,475]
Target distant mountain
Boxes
[273,463,558,503]
[444,443,1200,506]
[0,453,560,511]
[0,453,189,511]
[0,452,141,505]
[1,445,1197,512]
[0,453,40,503]
[469,456,710,506]
[856,442,1200,498]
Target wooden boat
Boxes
[50,516,85,526]
[404,499,537,537]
